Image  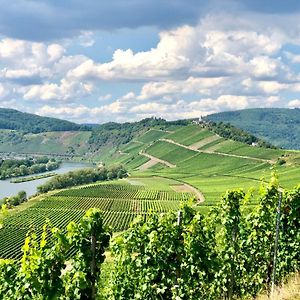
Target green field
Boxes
[165,125,214,146]
[0,180,194,259]
[1,122,300,261]
[137,129,168,143]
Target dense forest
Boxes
[204,121,276,148]
[205,108,300,149]
[88,118,189,149]
[37,165,127,193]
[0,157,60,179]
[0,108,87,133]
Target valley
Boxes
[1,117,300,250]
[0,108,299,299]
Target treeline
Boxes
[0,157,60,180]
[205,121,276,148]
[88,117,189,149]
[0,178,298,299]
[37,165,127,193]
[0,108,88,133]
[0,191,27,208]
[205,108,300,150]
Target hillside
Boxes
[0,108,86,133]
[1,116,299,300]
[0,130,92,156]
[204,108,300,149]
[0,117,188,156]
[103,124,300,203]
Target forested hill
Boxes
[205,108,300,150]
[0,108,87,133]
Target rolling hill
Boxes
[204,108,300,149]
[1,112,300,269]
[103,124,300,204]
[0,108,86,133]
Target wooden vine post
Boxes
[271,190,283,295]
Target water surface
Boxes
[0,162,92,199]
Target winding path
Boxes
[139,152,176,170]
[159,138,271,163]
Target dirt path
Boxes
[172,183,205,203]
[159,138,271,163]
[189,135,221,150]
[139,152,176,170]
[138,158,159,171]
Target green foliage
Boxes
[37,165,127,193]
[0,108,86,133]
[88,117,188,151]
[166,125,214,146]
[0,183,191,260]
[62,209,111,299]
[108,178,299,299]
[110,204,218,299]
[214,190,245,299]
[3,190,27,208]
[204,120,275,148]
[0,178,299,299]
[0,157,60,180]
[0,208,110,300]
[278,185,300,278]
[146,141,195,164]
[205,108,300,149]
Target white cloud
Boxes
[3,11,300,121]
[257,81,288,93]
[137,77,225,100]
[287,99,300,108]
[250,56,281,78]
[0,83,6,99]
[23,79,93,101]
[47,44,65,62]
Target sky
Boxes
[1,0,300,123]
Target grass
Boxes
[166,125,214,146]
[256,273,300,300]
[215,139,285,160]
[146,141,196,164]
[10,172,56,183]
[137,129,168,143]
[0,178,194,260]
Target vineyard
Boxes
[0,177,298,300]
[0,182,194,259]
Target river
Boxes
[0,162,92,199]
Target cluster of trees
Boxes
[88,117,189,150]
[0,108,87,133]
[37,165,127,194]
[205,121,276,148]
[205,108,300,149]
[0,157,60,180]
[1,191,27,208]
[0,177,299,299]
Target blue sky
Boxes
[1,0,300,123]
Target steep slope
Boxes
[204,108,300,149]
[0,108,86,133]
[0,130,92,156]
[103,124,300,204]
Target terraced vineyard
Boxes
[1,121,300,262]
[0,182,194,260]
